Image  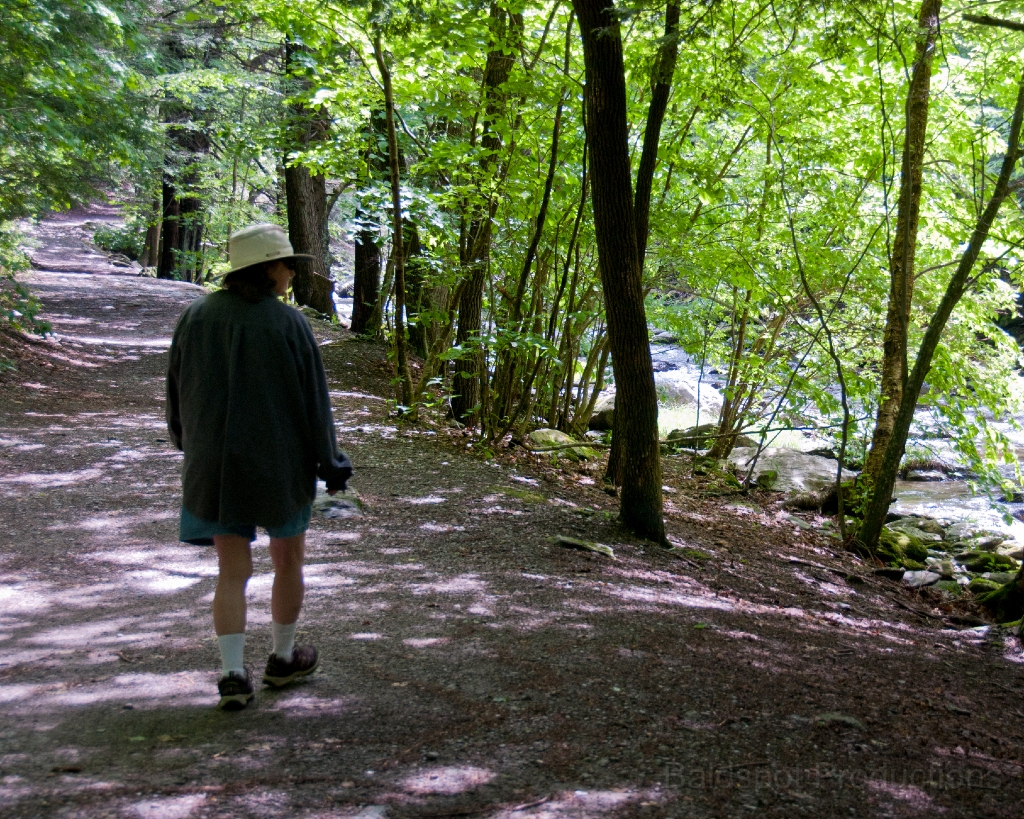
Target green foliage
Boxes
[93,223,145,260]
[0,226,50,336]
[0,0,149,221]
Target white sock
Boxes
[272,621,297,662]
[218,633,246,677]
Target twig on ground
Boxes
[512,796,550,811]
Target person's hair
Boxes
[222,261,276,303]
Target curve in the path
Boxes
[22,203,138,276]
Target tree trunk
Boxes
[634,0,679,266]
[862,0,941,482]
[142,196,160,269]
[284,162,334,314]
[452,262,487,424]
[351,109,388,335]
[157,179,180,280]
[606,0,678,487]
[283,40,335,317]
[157,121,208,281]
[859,69,1024,551]
[351,217,381,335]
[573,0,665,544]
[404,222,429,357]
[178,184,204,283]
[451,4,521,426]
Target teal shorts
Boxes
[179,504,312,546]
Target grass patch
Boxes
[494,486,547,504]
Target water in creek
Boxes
[891,479,1024,540]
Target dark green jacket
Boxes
[166,289,352,527]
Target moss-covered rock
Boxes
[957,551,1017,573]
[945,522,998,543]
[964,534,1005,550]
[903,539,930,563]
[877,527,928,564]
[977,568,1024,622]
[968,577,1001,595]
[914,519,946,537]
[875,530,904,564]
[887,524,943,544]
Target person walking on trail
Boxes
[166,223,352,711]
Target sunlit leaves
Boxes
[0,0,148,220]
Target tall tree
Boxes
[572,0,665,543]
[859,69,1024,549]
[351,215,382,335]
[861,0,941,483]
[373,28,415,408]
[158,109,209,282]
[154,12,217,284]
[351,110,386,335]
[451,3,521,426]
[606,0,680,485]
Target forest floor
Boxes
[1,210,1023,819]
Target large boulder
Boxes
[1001,543,1024,560]
[588,375,724,430]
[587,390,616,431]
[903,570,942,588]
[968,577,1001,595]
[527,428,600,461]
[727,446,856,495]
[888,516,945,537]
[652,371,724,413]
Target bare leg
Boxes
[213,535,253,636]
[269,533,305,626]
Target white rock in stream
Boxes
[727,447,856,494]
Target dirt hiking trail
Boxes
[1,212,1023,819]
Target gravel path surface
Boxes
[1,214,1023,819]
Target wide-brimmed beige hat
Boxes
[227,223,313,273]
